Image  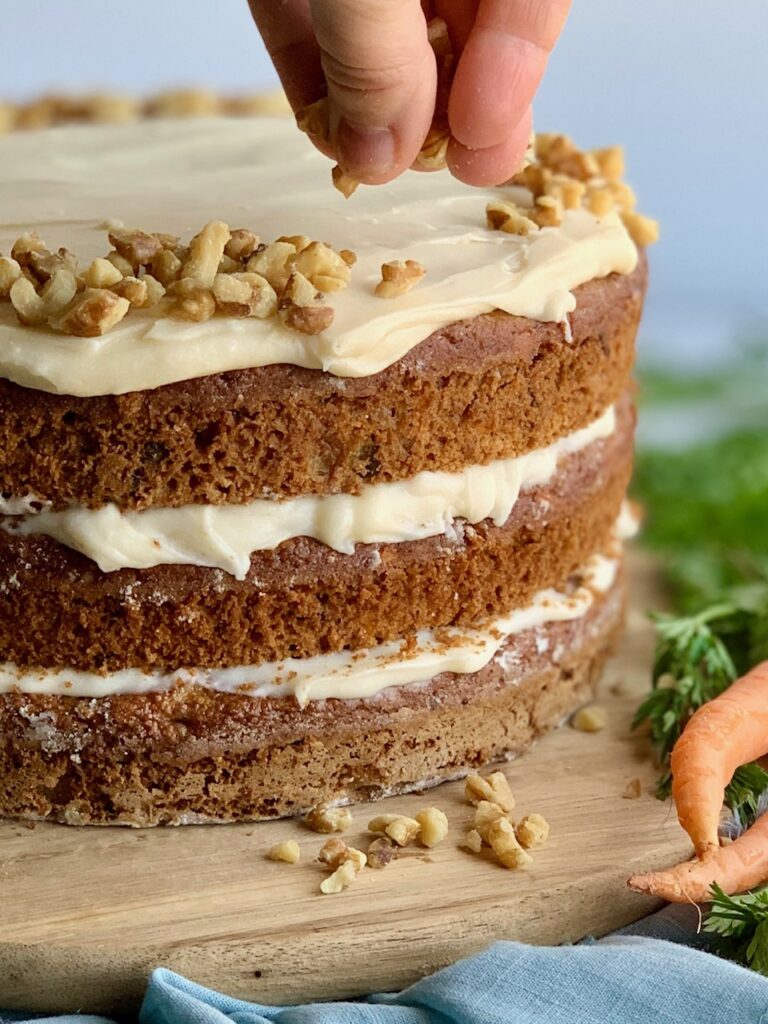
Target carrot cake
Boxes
[0,114,653,825]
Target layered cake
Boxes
[0,115,654,825]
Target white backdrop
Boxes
[2,0,767,361]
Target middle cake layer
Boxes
[0,396,634,672]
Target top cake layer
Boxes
[0,117,638,397]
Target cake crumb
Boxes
[267,839,300,864]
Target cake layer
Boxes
[0,565,624,825]
[0,405,615,578]
[0,398,633,672]
[0,259,645,511]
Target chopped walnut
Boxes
[151,248,183,286]
[247,240,298,292]
[278,271,334,335]
[415,807,449,848]
[331,165,359,199]
[305,804,353,834]
[212,272,277,319]
[486,200,538,236]
[531,195,564,228]
[486,816,533,870]
[366,836,398,869]
[277,234,312,253]
[267,839,301,864]
[464,771,515,812]
[10,269,78,326]
[413,127,450,171]
[28,247,78,284]
[473,800,509,841]
[571,704,608,733]
[111,276,149,307]
[183,221,232,288]
[516,813,550,849]
[11,232,47,270]
[585,187,615,218]
[592,145,625,182]
[374,259,425,299]
[460,829,484,854]
[108,228,163,268]
[621,210,660,247]
[142,275,166,307]
[225,229,260,262]
[544,176,586,211]
[171,281,216,323]
[339,249,357,267]
[83,258,124,290]
[0,257,22,299]
[318,838,366,871]
[105,250,135,277]
[368,813,421,847]
[320,858,359,895]
[291,241,351,293]
[295,97,331,148]
[50,288,130,337]
[623,777,643,800]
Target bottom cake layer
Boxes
[0,568,625,826]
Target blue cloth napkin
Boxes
[4,909,767,1024]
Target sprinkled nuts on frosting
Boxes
[278,271,335,335]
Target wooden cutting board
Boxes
[0,553,689,1016]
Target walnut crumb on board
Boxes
[623,778,643,800]
[571,705,608,732]
[267,840,300,865]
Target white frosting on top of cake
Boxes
[0,549,619,703]
[0,117,637,396]
[0,405,615,578]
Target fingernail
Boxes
[336,119,396,178]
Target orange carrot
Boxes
[628,660,768,901]
[629,813,768,903]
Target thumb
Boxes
[310,0,436,184]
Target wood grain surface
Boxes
[0,553,688,1015]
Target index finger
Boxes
[448,0,571,151]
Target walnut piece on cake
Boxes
[374,260,426,299]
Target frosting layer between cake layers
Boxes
[0,118,637,396]
[0,405,615,577]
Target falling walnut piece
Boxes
[305,804,353,834]
[375,259,425,299]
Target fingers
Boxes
[310,0,437,184]
[447,105,533,185]
[247,0,325,111]
[448,0,571,158]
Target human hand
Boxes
[248,0,571,187]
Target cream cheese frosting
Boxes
[0,118,638,396]
[0,405,615,578]
[0,549,619,704]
